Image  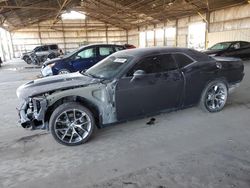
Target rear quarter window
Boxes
[173,53,194,68]
[186,49,211,61]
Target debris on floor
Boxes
[146,118,156,125]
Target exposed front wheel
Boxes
[200,80,228,112]
[50,102,96,146]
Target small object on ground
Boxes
[147,118,156,125]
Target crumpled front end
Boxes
[17,97,48,130]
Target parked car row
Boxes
[21,44,63,65]
[20,41,249,78]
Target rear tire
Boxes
[50,102,96,146]
[200,80,228,112]
[24,56,32,64]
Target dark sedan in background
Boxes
[17,47,244,145]
[41,44,134,77]
[204,41,250,59]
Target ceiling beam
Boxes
[0,5,57,10]
[51,0,71,27]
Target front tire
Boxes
[50,102,96,146]
[200,80,228,112]
[24,56,32,64]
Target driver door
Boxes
[71,47,97,71]
[115,54,184,120]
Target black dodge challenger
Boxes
[204,41,250,59]
[16,47,244,146]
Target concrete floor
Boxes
[0,60,250,188]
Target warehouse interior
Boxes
[0,0,250,61]
[1,1,250,188]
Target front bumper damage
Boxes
[17,97,48,130]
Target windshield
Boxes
[85,55,133,79]
[209,42,232,50]
[63,46,85,58]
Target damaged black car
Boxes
[16,47,244,146]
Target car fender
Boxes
[45,83,117,127]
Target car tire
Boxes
[58,69,70,74]
[50,102,96,146]
[199,80,228,113]
[24,56,32,64]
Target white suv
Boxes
[22,44,62,64]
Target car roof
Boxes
[78,43,123,50]
[113,47,191,56]
[216,41,250,44]
[113,47,211,61]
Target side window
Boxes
[40,46,49,51]
[49,45,58,50]
[127,54,177,76]
[173,54,194,68]
[99,46,115,56]
[34,47,41,52]
[115,46,125,51]
[232,42,240,49]
[76,48,95,59]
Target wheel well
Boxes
[199,78,229,100]
[206,78,229,90]
[45,96,101,129]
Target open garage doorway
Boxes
[188,22,206,50]
[0,28,13,61]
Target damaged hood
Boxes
[16,72,100,100]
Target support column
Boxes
[9,32,15,58]
[4,30,11,60]
[205,11,210,49]
[105,24,108,44]
[163,22,166,46]
[126,29,128,44]
[175,19,178,47]
[85,18,88,44]
[153,24,156,46]
[38,23,42,45]
[61,21,66,52]
[0,31,5,61]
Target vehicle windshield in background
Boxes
[209,42,232,50]
[85,55,132,79]
[63,46,85,58]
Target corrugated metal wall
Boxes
[128,3,250,49]
[208,4,250,47]
[11,18,127,58]
[7,3,250,59]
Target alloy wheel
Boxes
[205,83,227,111]
[54,109,92,144]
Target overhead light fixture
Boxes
[61,10,86,20]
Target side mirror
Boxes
[130,70,145,82]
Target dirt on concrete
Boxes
[0,60,250,188]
